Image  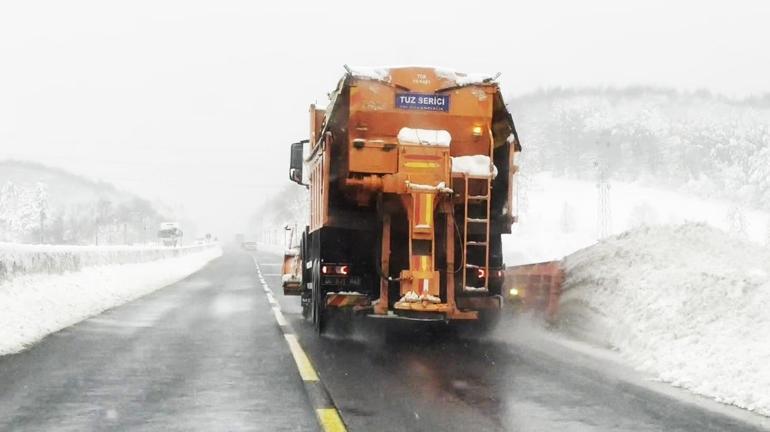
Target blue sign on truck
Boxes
[395,92,450,112]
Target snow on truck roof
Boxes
[345,65,500,87]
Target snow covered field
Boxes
[0,244,222,355]
[504,173,770,265]
[558,224,770,416]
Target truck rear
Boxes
[284,66,521,332]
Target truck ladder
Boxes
[462,175,491,292]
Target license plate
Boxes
[395,92,450,112]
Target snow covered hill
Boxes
[558,224,770,416]
[0,160,169,244]
[510,88,770,212]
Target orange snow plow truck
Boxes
[283,66,521,333]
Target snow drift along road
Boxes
[0,243,216,282]
[559,224,770,415]
[0,245,222,355]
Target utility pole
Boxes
[39,208,46,244]
[595,158,612,240]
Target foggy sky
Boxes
[2,0,769,237]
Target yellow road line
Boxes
[316,408,347,432]
[284,334,319,381]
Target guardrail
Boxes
[0,243,219,282]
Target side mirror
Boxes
[289,140,307,185]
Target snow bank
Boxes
[0,245,222,355]
[559,224,770,415]
[397,127,451,147]
[451,155,498,178]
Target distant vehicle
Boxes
[241,241,257,251]
[158,222,183,247]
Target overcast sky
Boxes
[1,0,769,236]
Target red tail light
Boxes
[322,264,350,276]
[478,268,486,279]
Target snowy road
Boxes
[0,252,316,431]
[1,250,768,431]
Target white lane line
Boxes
[266,292,278,305]
[252,255,347,432]
[272,307,288,326]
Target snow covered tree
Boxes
[0,181,49,242]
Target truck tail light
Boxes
[478,268,486,279]
[322,264,350,276]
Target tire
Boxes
[312,260,327,334]
[300,229,312,320]
[301,292,311,319]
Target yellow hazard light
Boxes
[509,287,519,297]
[472,126,483,137]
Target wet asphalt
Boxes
[1,249,768,431]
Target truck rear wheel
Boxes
[311,260,327,334]
[301,291,311,319]
[300,229,312,320]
